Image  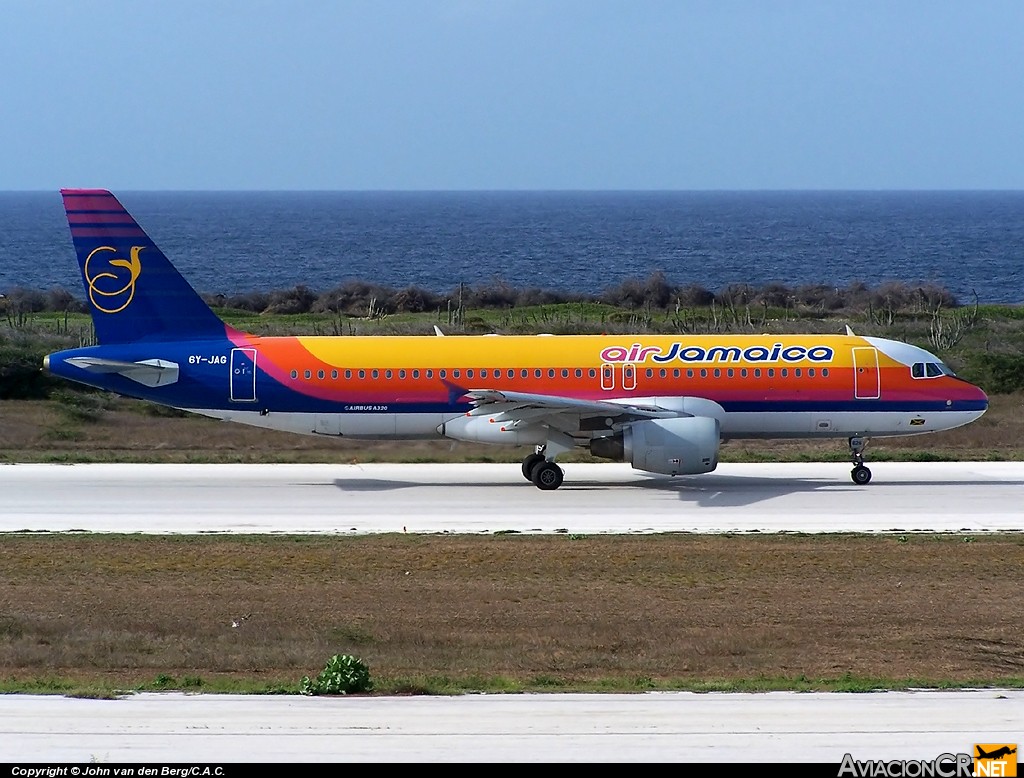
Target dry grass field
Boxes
[1,534,1022,695]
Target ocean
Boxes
[1,191,1022,304]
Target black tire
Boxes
[851,465,872,485]
[522,453,546,481]
[531,461,564,491]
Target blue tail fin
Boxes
[61,189,226,344]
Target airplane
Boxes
[42,189,989,490]
[976,746,1017,760]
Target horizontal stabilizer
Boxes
[64,357,179,388]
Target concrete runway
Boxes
[2,689,1022,763]
[1,461,1022,534]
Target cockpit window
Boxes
[912,361,954,379]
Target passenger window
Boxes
[548,369,555,378]
[822,368,829,377]
[767,369,774,378]
[399,370,406,379]
[385,370,392,379]
[439,369,446,378]
[561,369,568,378]
[575,369,582,378]
[345,370,352,379]
[372,370,379,379]
[466,369,473,378]
[795,368,802,377]
[331,370,338,380]
[781,369,788,378]
[754,369,761,378]
[412,370,419,379]
[479,369,486,378]
[741,369,747,378]
[808,368,815,377]
[290,370,298,379]
[687,370,694,378]
[646,368,653,378]
[714,369,721,378]
[304,370,311,379]
[358,370,365,379]
[673,369,680,378]
[588,369,596,378]
[727,369,733,378]
[535,369,542,378]
[453,369,460,378]
[700,369,708,378]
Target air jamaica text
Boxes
[599,342,835,365]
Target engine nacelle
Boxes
[590,416,720,475]
[439,415,547,446]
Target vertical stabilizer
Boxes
[61,189,226,344]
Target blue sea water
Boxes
[1,191,1022,304]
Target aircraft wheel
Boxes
[522,453,546,480]
[851,465,872,485]
[531,461,564,491]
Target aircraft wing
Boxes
[461,388,683,424]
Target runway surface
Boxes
[3,689,1021,763]
[1,461,1021,534]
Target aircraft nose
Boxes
[962,382,989,418]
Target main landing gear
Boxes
[521,448,564,490]
[849,436,872,485]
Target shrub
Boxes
[265,285,317,315]
[966,353,1024,394]
[299,654,373,696]
[0,341,64,399]
[602,271,675,309]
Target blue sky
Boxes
[3,0,1023,190]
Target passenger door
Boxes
[230,348,258,402]
[852,347,880,400]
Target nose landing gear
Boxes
[849,437,872,485]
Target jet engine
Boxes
[590,416,720,475]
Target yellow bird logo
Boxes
[84,246,144,314]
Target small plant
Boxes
[300,654,373,696]
[151,673,176,689]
